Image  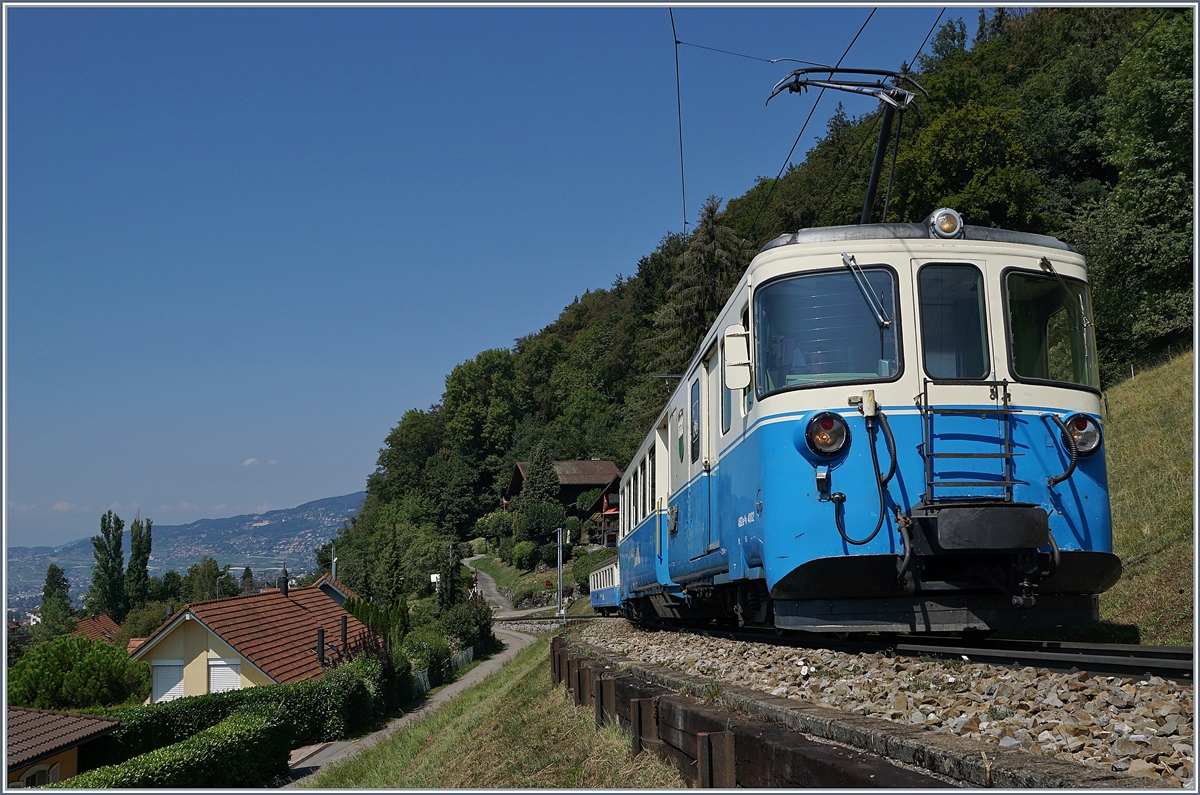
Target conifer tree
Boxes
[35,564,76,641]
[519,442,560,506]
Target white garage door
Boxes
[152,661,185,703]
[208,659,242,693]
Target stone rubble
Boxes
[580,620,1194,788]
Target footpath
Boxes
[278,562,536,786]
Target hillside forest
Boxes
[320,8,1193,603]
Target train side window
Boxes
[721,341,732,434]
[742,307,754,413]
[690,379,701,463]
[648,447,656,505]
[632,470,639,525]
[640,458,647,520]
[918,264,989,379]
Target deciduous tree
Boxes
[85,511,127,623]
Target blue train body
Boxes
[611,214,1120,633]
[588,556,622,616]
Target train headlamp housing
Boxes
[806,412,850,458]
[1063,413,1102,456]
[929,208,964,239]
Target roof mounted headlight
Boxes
[929,208,964,239]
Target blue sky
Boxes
[5,5,971,548]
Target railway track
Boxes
[638,621,1194,683]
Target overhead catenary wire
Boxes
[670,9,688,233]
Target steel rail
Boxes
[637,621,1194,683]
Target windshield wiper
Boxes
[842,253,892,328]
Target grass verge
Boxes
[304,636,685,788]
[1099,351,1193,645]
[999,351,1194,646]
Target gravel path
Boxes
[463,556,544,619]
[581,620,1194,788]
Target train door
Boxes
[684,354,714,560]
[704,346,721,552]
[911,259,1011,503]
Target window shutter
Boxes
[152,663,184,703]
[208,659,242,693]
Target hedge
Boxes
[79,654,384,771]
[56,704,290,788]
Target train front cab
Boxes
[655,221,1122,634]
[759,230,1120,633]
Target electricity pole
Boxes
[556,527,564,618]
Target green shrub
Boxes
[8,635,150,710]
[572,548,618,591]
[469,536,489,555]
[565,516,582,542]
[59,704,290,788]
[512,541,537,571]
[408,598,437,628]
[437,593,493,650]
[79,655,390,771]
[497,536,515,564]
[402,628,450,685]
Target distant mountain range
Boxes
[5,492,365,601]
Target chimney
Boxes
[279,568,289,597]
[166,603,174,619]
[316,627,325,664]
[341,615,348,647]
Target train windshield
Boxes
[918,264,990,379]
[755,268,898,395]
[1006,271,1099,389]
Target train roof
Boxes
[761,222,1078,254]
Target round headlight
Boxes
[929,207,964,239]
[1063,414,1102,456]
[806,412,850,457]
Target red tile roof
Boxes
[72,614,120,644]
[131,585,375,685]
[7,707,121,771]
[312,573,359,601]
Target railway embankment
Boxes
[573,621,1192,788]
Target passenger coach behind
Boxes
[616,208,1120,635]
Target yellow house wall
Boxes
[8,747,77,785]
[140,616,276,698]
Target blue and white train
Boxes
[608,208,1120,634]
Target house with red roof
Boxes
[7,707,120,786]
[71,614,120,645]
[128,579,374,703]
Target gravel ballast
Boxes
[580,620,1194,788]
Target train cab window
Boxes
[918,264,989,379]
[1006,271,1099,389]
[690,379,701,462]
[755,269,899,395]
